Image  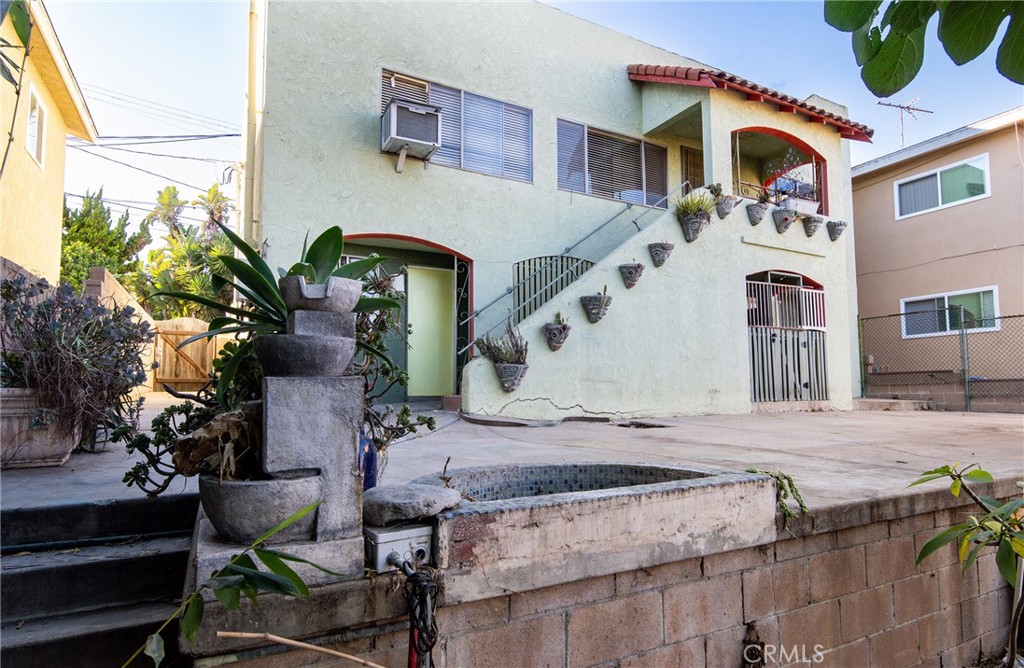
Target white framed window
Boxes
[900,286,999,338]
[894,154,989,219]
[556,119,668,209]
[381,69,532,182]
[25,86,45,168]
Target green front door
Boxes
[406,265,455,397]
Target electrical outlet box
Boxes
[364,523,433,573]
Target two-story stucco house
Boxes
[241,0,872,419]
[0,0,97,284]
[853,107,1024,412]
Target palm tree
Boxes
[192,183,234,242]
[144,186,187,237]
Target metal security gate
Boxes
[747,273,828,402]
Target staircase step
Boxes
[0,494,199,552]
[1,536,190,621]
[0,601,185,667]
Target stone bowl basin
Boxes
[412,462,776,603]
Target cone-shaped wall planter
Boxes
[543,322,571,351]
[648,242,674,267]
[803,216,825,237]
[827,220,848,241]
[715,196,740,219]
[678,212,710,243]
[580,294,612,323]
[772,208,797,234]
[494,362,528,392]
[746,202,768,226]
[619,263,644,289]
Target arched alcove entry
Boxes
[732,127,829,216]
[745,270,829,403]
[344,234,472,403]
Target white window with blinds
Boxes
[381,69,532,182]
[900,286,999,338]
[894,154,990,219]
[556,119,667,208]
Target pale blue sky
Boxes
[46,0,1022,235]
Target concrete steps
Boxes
[0,495,197,667]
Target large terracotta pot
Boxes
[199,472,320,545]
[0,388,81,469]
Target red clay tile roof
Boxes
[627,64,874,142]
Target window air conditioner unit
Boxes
[381,99,441,166]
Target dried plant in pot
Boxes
[707,183,740,219]
[542,312,571,351]
[746,189,771,226]
[475,321,529,392]
[674,190,715,243]
[580,285,613,323]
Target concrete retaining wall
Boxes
[190,479,1017,667]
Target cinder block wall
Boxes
[207,506,1013,668]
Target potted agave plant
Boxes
[707,183,740,219]
[746,188,771,226]
[542,312,571,351]
[674,190,715,243]
[476,321,529,392]
[124,222,407,543]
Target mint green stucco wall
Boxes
[251,0,861,418]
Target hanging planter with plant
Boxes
[619,262,644,289]
[772,208,797,234]
[475,321,529,392]
[580,285,612,323]
[674,190,715,243]
[803,215,825,238]
[647,242,674,267]
[827,219,848,241]
[746,189,771,226]
[542,312,571,352]
[707,183,740,219]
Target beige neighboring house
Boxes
[0,0,97,283]
[242,0,873,419]
[853,107,1024,412]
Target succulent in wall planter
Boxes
[619,262,644,289]
[707,183,740,219]
[580,285,612,323]
[746,189,771,226]
[647,242,674,267]
[772,207,798,234]
[827,219,849,241]
[475,320,529,392]
[542,312,571,352]
[803,215,825,238]
[674,190,715,243]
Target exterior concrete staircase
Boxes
[0,493,198,666]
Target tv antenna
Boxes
[878,99,933,148]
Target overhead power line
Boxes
[64,192,209,226]
[95,133,240,141]
[69,145,207,191]
[82,83,240,130]
[66,138,234,163]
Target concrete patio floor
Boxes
[3,394,1019,515]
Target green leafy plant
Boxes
[706,182,723,199]
[756,188,772,205]
[909,463,1023,665]
[674,190,716,217]
[746,468,811,535]
[824,1,1024,97]
[122,502,339,668]
[475,320,529,365]
[1,277,152,449]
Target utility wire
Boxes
[95,133,240,141]
[66,139,233,163]
[82,83,240,130]
[64,192,209,225]
[69,145,207,191]
[87,96,236,138]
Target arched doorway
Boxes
[345,234,472,402]
[746,270,828,403]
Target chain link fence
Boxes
[859,309,1024,412]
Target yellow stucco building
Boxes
[0,0,96,283]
